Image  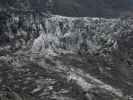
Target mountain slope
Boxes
[0,0,133,17]
[53,0,133,17]
[0,10,133,99]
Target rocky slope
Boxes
[0,10,133,100]
[1,11,133,54]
